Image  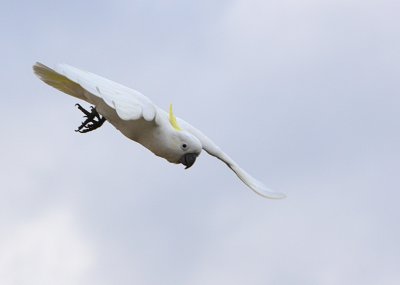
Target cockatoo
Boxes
[33,62,285,199]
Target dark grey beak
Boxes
[180,153,198,169]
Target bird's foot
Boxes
[75,103,106,133]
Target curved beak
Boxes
[180,153,198,169]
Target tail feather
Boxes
[33,62,86,100]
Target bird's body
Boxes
[33,62,285,199]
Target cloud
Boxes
[0,208,94,285]
[1,0,400,284]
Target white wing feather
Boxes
[178,118,286,199]
[35,63,157,122]
[56,64,157,121]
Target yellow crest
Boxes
[169,104,182,131]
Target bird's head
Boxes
[169,104,202,169]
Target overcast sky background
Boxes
[1,0,399,284]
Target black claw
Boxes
[75,103,92,116]
[74,103,106,133]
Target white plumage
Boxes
[33,62,285,199]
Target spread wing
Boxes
[34,62,158,122]
[178,118,286,199]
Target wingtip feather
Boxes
[253,186,286,199]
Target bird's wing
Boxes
[178,118,286,199]
[36,63,157,122]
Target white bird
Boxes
[33,62,285,199]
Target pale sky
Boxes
[1,0,399,284]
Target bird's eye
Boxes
[181,143,187,150]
